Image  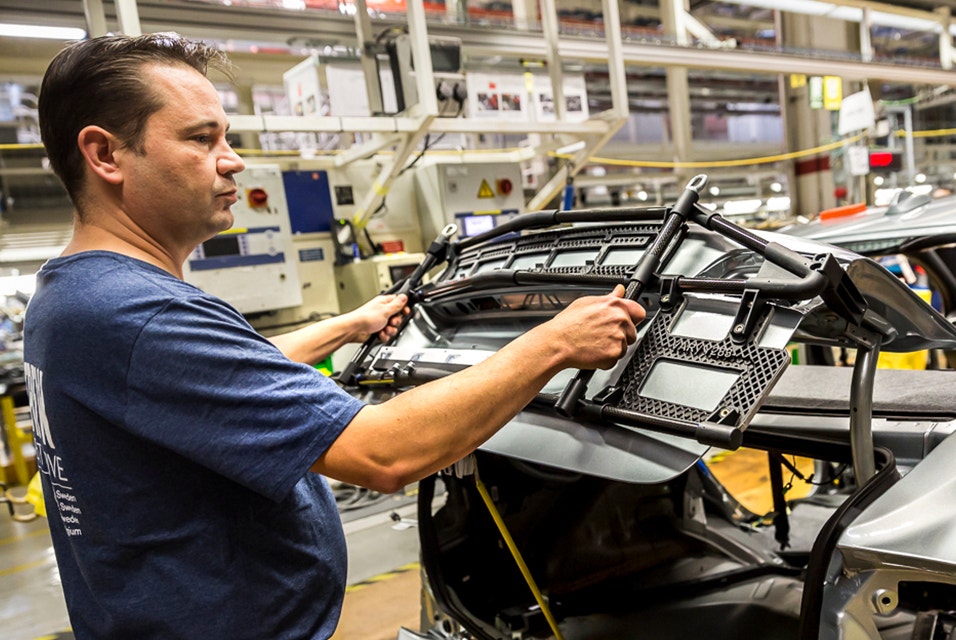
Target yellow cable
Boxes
[0,143,44,150]
[9,128,949,168]
[900,127,956,138]
[550,134,864,169]
[233,148,312,156]
[474,467,565,640]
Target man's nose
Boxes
[219,144,245,175]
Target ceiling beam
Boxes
[1,1,955,86]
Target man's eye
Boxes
[193,135,211,144]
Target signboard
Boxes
[809,76,823,109]
[823,76,843,111]
[838,87,875,135]
[847,145,870,176]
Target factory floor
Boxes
[0,486,424,640]
[0,449,803,640]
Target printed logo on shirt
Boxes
[25,362,82,537]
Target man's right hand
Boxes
[319,284,647,493]
[537,284,646,371]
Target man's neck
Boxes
[64,217,186,279]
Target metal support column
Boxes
[446,0,466,23]
[82,0,109,38]
[603,0,629,121]
[406,0,439,118]
[526,0,629,211]
[539,0,567,121]
[780,10,839,215]
[512,0,538,31]
[660,0,693,171]
[860,7,873,63]
[938,7,954,71]
[352,0,385,117]
[903,105,916,184]
[350,0,435,229]
[115,0,142,36]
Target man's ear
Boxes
[77,125,124,186]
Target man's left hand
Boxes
[350,294,409,343]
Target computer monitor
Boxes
[459,214,496,238]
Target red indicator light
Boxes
[497,178,513,196]
[247,188,268,208]
[868,151,902,171]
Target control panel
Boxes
[414,162,524,246]
[183,164,303,314]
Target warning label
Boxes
[477,179,494,198]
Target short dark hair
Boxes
[38,33,233,206]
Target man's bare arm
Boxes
[269,294,408,364]
[313,285,645,493]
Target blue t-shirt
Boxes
[22,252,365,639]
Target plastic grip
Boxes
[695,422,743,449]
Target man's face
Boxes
[116,63,245,255]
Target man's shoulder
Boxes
[32,251,224,326]
[40,251,198,298]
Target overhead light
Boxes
[915,173,926,184]
[723,198,762,216]
[556,140,586,155]
[709,185,720,196]
[769,181,783,193]
[873,175,885,186]
[717,0,948,33]
[766,196,791,212]
[0,23,87,40]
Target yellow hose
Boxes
[474,467,566,640]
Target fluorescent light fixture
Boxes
[556,140,586,155]
[0,23,86,40]
[766,196,791,212]
[723,198,763,216]
[716,0,954,36]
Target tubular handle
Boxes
[337,224,457,387]
[554,175,708,418]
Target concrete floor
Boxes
[0,488,424,640]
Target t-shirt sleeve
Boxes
[124,295,364,502]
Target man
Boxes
[24,33,645,639]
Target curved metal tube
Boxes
[850,343,881,484]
